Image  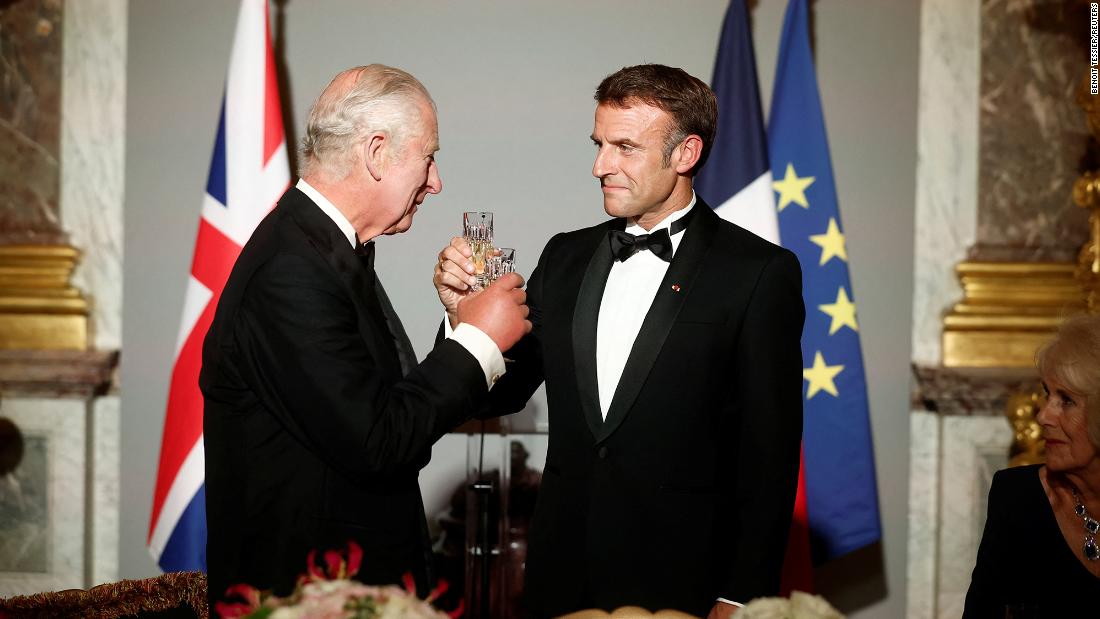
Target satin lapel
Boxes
[375,277,417,376]
[598,205,719,444]
[572,221,622,440]
[286,189,402,383]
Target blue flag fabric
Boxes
[695,0,779,244]
[768,0,881,562]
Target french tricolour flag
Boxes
[148,0,289,572]
[695,0,778,246]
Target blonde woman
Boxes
[965,314,1100,616]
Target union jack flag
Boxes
[148,0,289,571]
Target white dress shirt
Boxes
[595,195,742,610]
[596,194,695,418]
[297,179,505,389]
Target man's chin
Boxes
[385,218,415,235]
[602,198,631,219]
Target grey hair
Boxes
[299,64,434,180]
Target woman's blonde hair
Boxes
[1036,313,1100,447]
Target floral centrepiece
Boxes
[739,591,844,619]
[215,541,462,619]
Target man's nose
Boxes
[592,148,613,178]
[427,161,442,194]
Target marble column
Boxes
[0,351,117,595]
[0,0,126,596]
[0,0,65,246]
[909,1,1092,617]
[973,0,1090,263]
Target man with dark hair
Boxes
[435,64,804,617]
[202,65,531,610]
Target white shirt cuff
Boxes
[716,598,744,608]
[448,322,506,390]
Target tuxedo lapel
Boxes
[572,220,622,441]
[598,204,719,444]
[285,189,403,383]
[374,277,416,376]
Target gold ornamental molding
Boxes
[942,261,1084,368]
[0,245,89,350]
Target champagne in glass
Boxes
[463,212,494,289]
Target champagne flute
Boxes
[491,248,518,363]
[463,212,493,289]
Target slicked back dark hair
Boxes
[595,64,718,174]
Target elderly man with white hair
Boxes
[201,64,530,610]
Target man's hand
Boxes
[706,602,739,619]
[456,272,531,352]
[434,236,479,328]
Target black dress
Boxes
[964,464,1100,617]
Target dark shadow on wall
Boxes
[813,541,888,613]
[273,0,298,179]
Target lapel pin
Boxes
[671,284,681,292]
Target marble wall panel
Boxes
[0,397,86,596]
[0,0,65,245]
[60,0,126,350]
[913,0,981,366]
[975,0,1090,262]
[0,434,48,573]
[907,411,940,619]
[935,416,1011,618]
[90,395,119,586]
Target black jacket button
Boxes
[598,446,608,459]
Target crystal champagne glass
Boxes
[463,212,494,289]
[489,247,516,283]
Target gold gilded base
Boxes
[0,314,87,350]
[943,330,1055,368]
[942,261,1084,368]
[0,245,89,350]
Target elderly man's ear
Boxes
[363,133,386,181]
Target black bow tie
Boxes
[356,239,376,268]
[609,228,673,262]
[607,207,695,263]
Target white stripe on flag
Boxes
[260,141,290,214]
[174,275,213,358]
[201,192,253,248]
[712,171,780,245]
[148,436,205,560]
[225,0,267,223]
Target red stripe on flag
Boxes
[261,2,284,167]
[191,219,242,294]
[149,220,242,537]
[148,299,217,535]
[781,445,814,595]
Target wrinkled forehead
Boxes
[409,99,440,152]
[593,101,669,135]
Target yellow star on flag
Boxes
[772,163,815,211]
[803,351,843,399]
[819,287,859,335]
[809,217,847,265]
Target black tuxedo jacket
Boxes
[487,201,805,617]
[201,187,485,607]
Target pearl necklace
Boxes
[1071,488,1100,561]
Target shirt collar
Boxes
[297,178,358,248]
[625,192,697,235]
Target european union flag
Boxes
[769,0,881,562]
